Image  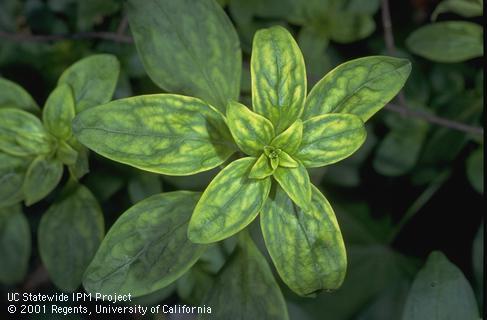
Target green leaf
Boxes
[56,140,78,166]
[329,13,375,43]
[83,191,206,296]
[278,151,299,168]
[261,185,346,296]
[23,156,63,205]
[127,172,162,204]
[406,22,483,63]
[251,26,307,133]
[201,233,289,320]
[270,119,303,155]
[0,108,53,157]
[402,251,479,320]
[67,137,90,179]
[0,77,39,112]
[127,0,241,112]
[73,94,236,176]
[466,147,483,193]
[297,27,331,86]
[472,224,483,304]
[0,153,30,207]
[58,54,120,112]
[303,56,411,122]
[296,114,366,168]
[273,162,311,209]
[432,0,483,20]
[39,183,104,292]
[0,205,31,284]
[188,157,271,243]
[249,154,274,179]
[42,83,76,140]
[77,0,120,31]
[226,101,275,156]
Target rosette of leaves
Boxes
[74,0,411,303]
[0,54,119,206]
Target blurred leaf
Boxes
[346,0,381,14]
[127,0,241,112]
[0,153,30,208]
[83,192,206,297]
[432,0,483,20]
[23,155,63,205]
[83,170,125,202]
[201,233,289,320]
[129,284,176,306]
[402,251,479,320]
[0,205,31,284]
[329,13,375,43]
[406,21,483,63]
[472,224,483,306]
[0,77,39,112]
[127,172,162,204]
[177,265,214,305]
[77,0,120,31]
[297,27,331,85]
[466,147,483,193]
[0,0,23,32]
[38,183,104,292]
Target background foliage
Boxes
[0,0,483,319]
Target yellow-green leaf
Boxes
[273,161,311,209]
[0,77,39,112]
[42,84,76,139]
[296,114,366,168]
[226,101,275,156]
[303,56,411,121]
[251,26,306,133]
[249,154,274,179]
[270,119,303,155]
[261,185,347,296]
[72,94,236,176]
[58,54,120,112]
[188,157,271,243]
[83,191,206,296]
[277,151,299,168]
[201,232,289,320]
[127,0,241,112]
[0,108,53,157]
[23,156,63,206]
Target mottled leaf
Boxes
[270,119,303,155]
[200,233,289,320]
[0,153,30,207]
[39,183,104,292]
[23,156,63,205]
[406,22,483,63]
[261,185,346,296]
[73,94,236,175]
[303,56,411,121]
[402,251,479,320]
[0,108,53,157]
[127,0,241,112]
[297,114,366,168]
[0,205,31,284]
[58,54,120,112]
[432,0,483,20]
[249,154,273,179]
[42,83,76,139]
[188,157,271,243]
[273,161,311,209]
[0,77,39,112]
[251,26,306,133]
[226,101,274,156]
[83,191,206,296]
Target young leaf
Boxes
[296,114,366,168]
[72,94,236,176]
[127,0,241,112]
[273,161,311,209]
[56,140,78,166]
[270,119,303,155]
[188,157,271,243]
[249,154,274,179]
[0,153,30,207]
[83,191,206,296]
[23,156,63,205]
[58,54,120,112]
[42,83,76,139]
[278,151,299,168]
[0,205,31,284]
[261,185,346,296]
[303,56,411,121]
[432,0,483,20]
[402,251,479,320]
[0,108,53,157]
[202,233,289,320]
[251,26,307,133]
[226,101,275,156]
[0,77,39,112]
[406,22,483,63]
[39,183,104,292]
